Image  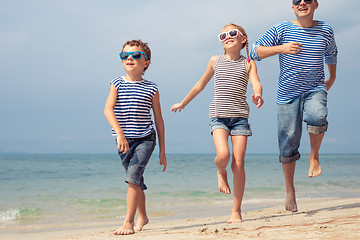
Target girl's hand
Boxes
[117,134,129,154]
[171,103,184,112]
[252,94,264,108]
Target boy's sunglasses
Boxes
[119,51,149,61]
[293,0,314,5]
[218,29,243,41]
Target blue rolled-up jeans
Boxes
[277,90,328,164]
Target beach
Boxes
[1,197,359,240]
[1,154,360,239]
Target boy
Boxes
[104,39,167,235]
[250,0,337,212]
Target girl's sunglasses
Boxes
[119,51,148,61]
[218,29,243,41]
[293,0,314,5]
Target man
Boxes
[250,0,337,212]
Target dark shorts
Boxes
[117,131,156,190]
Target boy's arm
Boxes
[325,64,337,91]
[152,90,167,172]
[170,56,216,112]
[104,84,129,153]
[248,60,264,108]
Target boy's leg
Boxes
[282,161,298,212]
[135,190,149,231]
[304,90,328,178]
[228,135,247,223]
[213,129,231,194]
[114,183,141,235]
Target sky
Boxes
[0,0,359,154]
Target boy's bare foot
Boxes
[285,190,298,212]
[218,170,231,194]
[113,222,135,235]
[135,217,149,232]
[227,211,242,223]
[309,158,321,177]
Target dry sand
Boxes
[2,198,359,240]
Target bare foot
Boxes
[113,222,135,235]
[227,211,242,223]
[135,217,149,232]
[218,170,231,194]
[285,190,298,212]
[309,158,322,178]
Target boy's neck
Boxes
[293,18,317,28]
[124,74,143,82]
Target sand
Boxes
[1,198,359,240]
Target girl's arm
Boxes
[171,56,217,112]
[104,84,129,153]
[247,60,264,108]
[152,90,167,172]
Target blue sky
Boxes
[0,0,359,154]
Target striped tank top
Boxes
[111,76,158,138]
[209,55,250,118]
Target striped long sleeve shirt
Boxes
[250,21,337,104]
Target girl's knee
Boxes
[215,152,230,166]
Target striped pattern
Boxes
[111,76,158,138]
[209,55,250,118]
[250,21,337,104]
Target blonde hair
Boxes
[221,23,250,59]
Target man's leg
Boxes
[282,161,298,212]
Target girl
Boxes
[171,23,263,223]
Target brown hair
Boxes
[122,39,151,72]
[222,23,250,60]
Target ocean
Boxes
[1,153,359,232]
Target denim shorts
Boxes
[209,118,252,136]
[277,90,328,164]
[117,131,156,190]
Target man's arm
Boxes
[256,42,303,60]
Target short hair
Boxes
[122,39,151,72]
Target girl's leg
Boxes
[213,129,231,194]
[228,135,247,223]
[114,183,141,235]
[134,190,149,231]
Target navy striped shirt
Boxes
[111,76,158,138]
[250,21,337,104]
[209,55,250,118]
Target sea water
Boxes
[1,154,359,231]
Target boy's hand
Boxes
[117,134,129,154]
[281,42,302,55]
[252,94,264,108]
[159,152,167,172]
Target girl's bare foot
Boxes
[285,190,298,212]
[218,170,231,194]
[135,217,149,232]
[227,211,242,223]
[113,222,135,235]
[309,158,321,177]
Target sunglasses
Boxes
[218,29,243,41]
[119,51,149,61]
[292,0,314,5]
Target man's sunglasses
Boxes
[218,29,243,42]
[119,51,149,61]
[293,0,314,5]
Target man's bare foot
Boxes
[113,222,135,235]
[309,158,322,177]
[227,211,242,223]
[285,190,298,212]
[218,170,231,194]
[135,217,149,232]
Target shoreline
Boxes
[1,197,359,240]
